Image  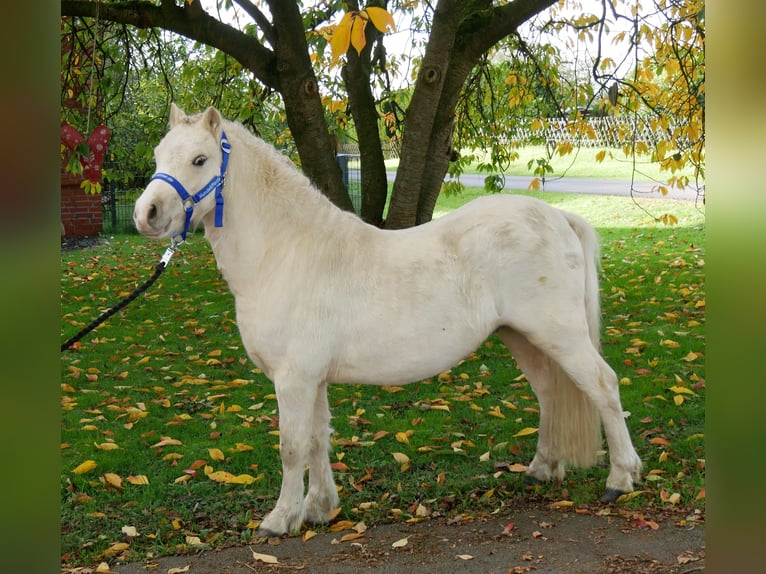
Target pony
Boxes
[134,105,642,537]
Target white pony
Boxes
[134,105,642,537]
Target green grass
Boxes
[387,145,702,182]
[60,191,705,568]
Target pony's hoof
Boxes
[524,474,544,486]
[600,488,626,503]
[257,526,283,539]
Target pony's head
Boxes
[134,104,230,242]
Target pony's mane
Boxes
[217,117,358,234]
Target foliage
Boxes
[61,15,290,195]
[60,0,704,227]
[60,192,704,569]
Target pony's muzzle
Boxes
[134,189,171,238]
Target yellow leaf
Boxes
[513,427,538,438]
[350,14,368,54]
[615,490,646,503]
[456,554,474,560]
[364,6,396,33]
[528,178,541,191]
[103,542,129,556]
[127,475,149,485]
[673,395,684,406]
[595,150,606,163]
[330,12,353,62]
[208,448,225,461]
[94,442,120,451]
[167,567,191,574]
[487,405,505,419]
[185,536,204,546]
[669,385,695,395]
[104,472,123,489]
[302,530,317,542]
[549,500,574,508]
[395,431,411,444]
[95,562,112,573]
[72,460,97,474]
[392,452,410,464]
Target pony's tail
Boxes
[545,212,604,469]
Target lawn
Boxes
[387,144,702,182]
[60,189,705,568]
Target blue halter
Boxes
[150,131,231,244]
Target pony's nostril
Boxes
[148,203,157,221]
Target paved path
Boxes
[387,172,704,202]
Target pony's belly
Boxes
[331,329,491,386]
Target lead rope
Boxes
[61,242,180,352]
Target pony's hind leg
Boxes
[498,327,590,485]
[258,375,318,537]
[304,382,339,524]
[542,336,642,499]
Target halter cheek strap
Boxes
[150,131,231,244]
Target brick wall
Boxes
[61,169,103,237]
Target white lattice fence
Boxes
[507,117,670,148]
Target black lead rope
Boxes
[61,244,179,352]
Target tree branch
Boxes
[61,0,279,89]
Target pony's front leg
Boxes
[304,382,339,524]
[258,378,317,537]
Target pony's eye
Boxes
[193,155,207,166]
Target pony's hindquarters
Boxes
[499,210,642,496]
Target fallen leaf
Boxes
[513,427,538,438]
[392,536,409,548]
[456,554,474,560]
[340,532,365,542]
[167,567,191,574]
[302,530,317,542]
[150,436,183,448]
[103,542,129,556]
[95,562,112,573]
[250,549,279,564]
[72,459,97,474]
[126,475,149,485]
[330,520,355,532]
[121,525,139,537]
[208,447,225,461]
[103,472,122,489]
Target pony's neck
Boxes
[199,122,356,283]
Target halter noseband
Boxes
[150,131,231,244]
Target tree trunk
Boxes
[267,1,354,212]
[343,44,388,226]
[60,0,559,227]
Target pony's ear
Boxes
[201,106,223,137]
[169,103,186,127]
